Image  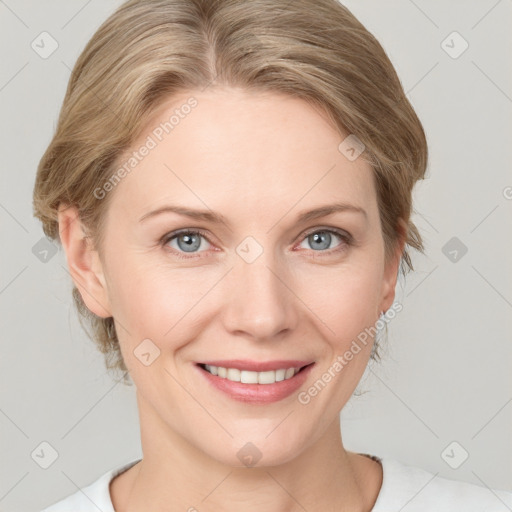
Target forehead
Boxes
[107,88,377,224]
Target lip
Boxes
[196,359,314,372]
[195,361,315,404]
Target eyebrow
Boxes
[138,202,367,225]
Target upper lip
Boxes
[197,359,315,372]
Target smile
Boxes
[196,361,316,404]
[201,364,301,384]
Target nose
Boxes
[221,249,299,341]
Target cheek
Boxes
[317,267,383,398]
[299,258,383,339]
[105,258,171,336]
[107,257,210,349]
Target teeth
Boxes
[241,370,259,384]
[275,369,286,381]
[258,370,275,384]
[203,365,300,384]
[285,368,295,379]
[226,368,240,381]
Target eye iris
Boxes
[170,230,341,255]
[309,231,331,250]
[177,232,201,252]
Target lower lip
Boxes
[196,363,315,404]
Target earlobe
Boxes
[57,204,112,318]
[379,224,407,316]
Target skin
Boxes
[58,86,405,511]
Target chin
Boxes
[204,429,310,469]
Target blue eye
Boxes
[298,228,352,254]
[160,227,352,259]
[162,229,211,259]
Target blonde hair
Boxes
[33,0,428,381]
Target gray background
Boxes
[1,1,511,510]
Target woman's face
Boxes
[79,87,401,466]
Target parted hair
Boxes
[32,0,428,382]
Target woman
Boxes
[34,0,512,510]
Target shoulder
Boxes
[372,457,512,512]
[40,459,141,512]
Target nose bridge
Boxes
[223,240,296,338]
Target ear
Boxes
[57,204,112,318]
[378,219,407,315]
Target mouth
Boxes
[197,362,314,385]
[195,360,315,403]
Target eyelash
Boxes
[159,227,353,260]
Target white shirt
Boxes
[41,454,512,511]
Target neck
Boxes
[112,392,382,512]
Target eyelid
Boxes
[292,226,353,255]
[298,225,352,243]
[160,228,214,248]
[160,225,353,257]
